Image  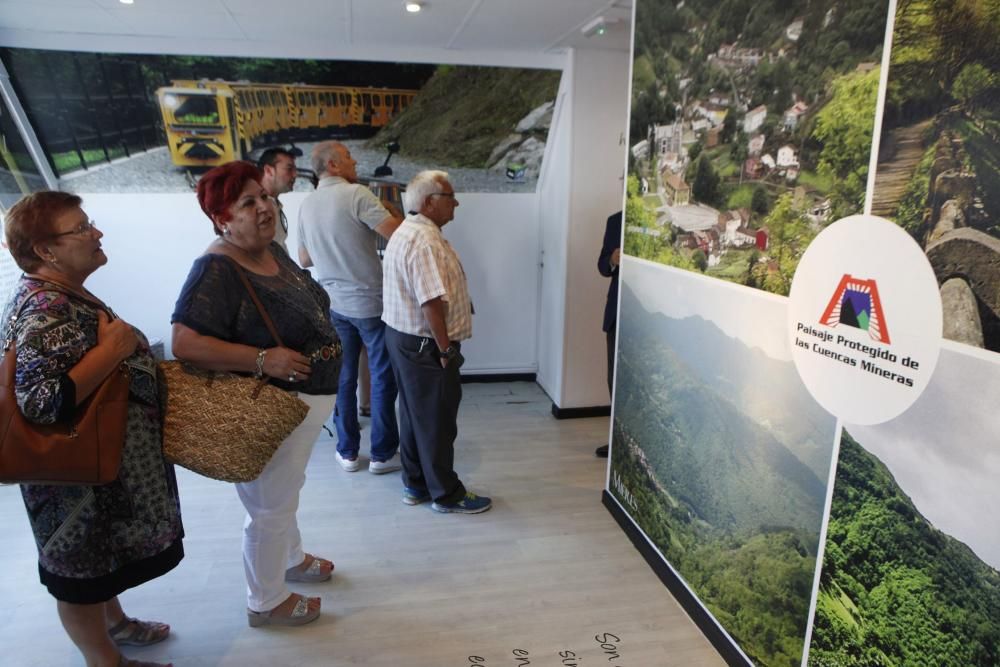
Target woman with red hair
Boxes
[171,161,341,627]
[2,191,183,667]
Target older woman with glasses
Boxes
[171,161,341,627]
[2,191,184,667]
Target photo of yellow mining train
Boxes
[156,80,417,168]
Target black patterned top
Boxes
[171,243,340,395]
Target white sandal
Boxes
[247,595,321,628]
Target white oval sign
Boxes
[788,214,942,425]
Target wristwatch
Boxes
[438,344,458,361]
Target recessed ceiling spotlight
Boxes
[405,2,423,12]
[582,16,618,37]
[120,0,134,4]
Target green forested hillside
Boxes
[808,432,1000,666]
[369,65,560,167]
[612,418,817,667]
[610,285,836,666]
[615,325,825,536]
[621,287,835,478]
[632,0,887,136]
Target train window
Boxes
[298,92,306,106]
[363,93,371,107]
[393,94,400,106]
[373,94,381,106]
[174,96,220,124]
[340,93,348,106]
[311,92,318,105]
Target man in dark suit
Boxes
[596,211,622,458]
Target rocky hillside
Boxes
[369,65,560,172]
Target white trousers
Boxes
[235,392,335,612]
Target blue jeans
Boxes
[329,310,399,461]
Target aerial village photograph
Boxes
[623,0,889,295]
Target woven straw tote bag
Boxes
[158,361,308,482]
[159,256,311,482]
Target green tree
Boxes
[692,248,708,272]
[812,67,880,183]
[721,107,738,144]
[751,193,814,295]
[625,174,656,228]
[688,141,704,162]
[691,154,721,204]
[952,62,996,111]
[751,185,769,216]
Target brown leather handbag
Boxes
[0,285,130,485]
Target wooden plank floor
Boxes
[0,382,725,667]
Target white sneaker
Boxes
[335,451,360,472]
[369,453,401,475]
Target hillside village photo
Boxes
[624,0,888,295]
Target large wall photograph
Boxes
[809,347,1000,666]
[623,0,890,296]
[0,48,560,195]
[611,257,838,666]
[869,0,1000,353]
[608,1,1000,665]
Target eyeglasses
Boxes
[429,192,456,199]
[52,220,98,238]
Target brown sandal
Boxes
[109,616,170,647]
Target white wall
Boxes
[536,69,574,400]
[81,191,539,373]
[535,47,630,410]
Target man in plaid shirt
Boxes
[381,170,492,514]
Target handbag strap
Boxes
[219,256,286,349]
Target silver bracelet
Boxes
[254,348,267,379]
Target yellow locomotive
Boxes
[156,80,417,168]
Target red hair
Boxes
[196,161,263,234]
[4,191,83,272]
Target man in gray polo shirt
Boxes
[298,141,403,473]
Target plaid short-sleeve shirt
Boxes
[382,214,472,341]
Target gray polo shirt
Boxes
[297,175,390,319]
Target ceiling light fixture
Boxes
[405,2,423,12]
[582,16,614,37]
[119,0,134,4]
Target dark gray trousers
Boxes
[607,323,616,397]
[384,326,466,505]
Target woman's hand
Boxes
[97,311,138,364]
[262,347,312,382]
